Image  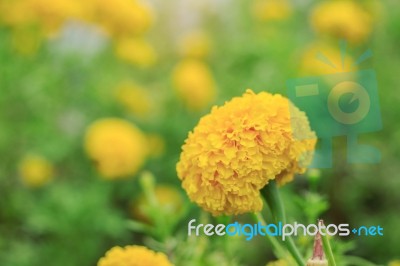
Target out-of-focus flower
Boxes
[299,43,355,75]
[310,1,373,44]
[389,261,400,266]
[0,0,155,58]
[252,0,292,22]
[0,0,35,27]
[177,89,316,216]
[84,118,147,179]
[1,0,82,36]
[28,0,82,36]
[11,27,43,56]
[146,134,166,158]
[115,37,157,67]
[172,59,216,111]
[94,0,153,38]
[132,185,183,223]
[18,154,54,188]
[97,245,173,266]
[179,31,212,59]
[114,82,152,118]
[307,168,321,183]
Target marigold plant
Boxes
[97,245,173,266]
[177,89,316,216]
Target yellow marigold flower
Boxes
[172,59,216,111]
[310,1,373,44]
[94,0,153,37]
[177,89,316,216]
[115,37,157,67]
[18,154,54,188]
[98,245,173,266]
[132,185,183,223]
[84,118,147,179]
[114,82,152,118]
[299,42,355,76]
[252,0,292,22]
[179,31,212,59]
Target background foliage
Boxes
[0,0,399,265]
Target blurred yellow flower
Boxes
[0,0,155,56]
[28,0,82,36]
[114,82,152,118]
[84,118,148,179]
[18,154,54,188]
[252,0,292,22]
[94,0,153,37]
[11,27,43,56]
[97,245,173,266]
[299,42,355,75]
[310,1,373,44]
[1,0,82,36]
[389,260,400,266]
[172,59,216,111]
[179,31,212,59]
[132,185,183,223]
[146,134,166,158]
[177,89,316,216]
[0,0,36,27]
[115,37,157,67]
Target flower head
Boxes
[299,42,355,75]
[389,260,400,266]
[114,81,153,118]
[97,245,173,266]
[172,59,216,111]
[115,37,157,67]
[18,154,54,188]
[252,0,292,22]
[177,89,316,216]
[179,31,212,59]
[84,118,147,179]
[94,0,154,37]
[310,1,372,44]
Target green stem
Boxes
[262,180,306,266]
[320,232,336,266]
[252,212,287,260]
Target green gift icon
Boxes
[287,69,382,168]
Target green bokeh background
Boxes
[1,0,399,265]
